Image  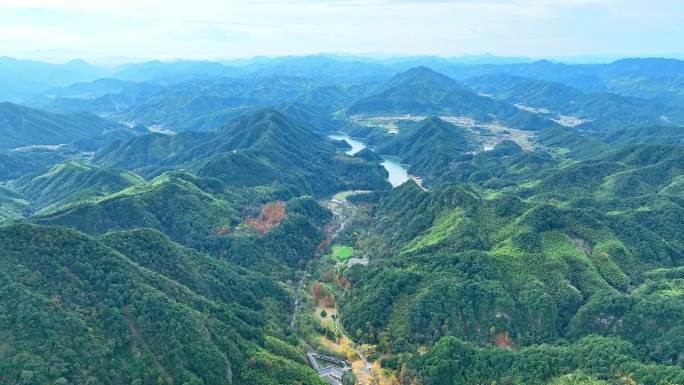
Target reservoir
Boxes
[380,156,410,187]
[328,133,366,156]
[329,133,411,187]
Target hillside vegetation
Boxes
[338,140,684,385]
[1,56,684,385]
[0,102,125,150]
[347,67,558,130]
[0,224,325,385]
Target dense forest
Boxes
[1,55,683,385]
[338,121,684,384]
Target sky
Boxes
[0,0,682,63]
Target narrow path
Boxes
[411,176,428,192]
[290,191,391,385]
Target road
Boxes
[293,191,393,385]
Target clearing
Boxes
[331,245,354,262]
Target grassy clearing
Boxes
[333,191,354,201]
[316,305,337,328]
[331,245,354,262]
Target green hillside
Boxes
[32,172,331,279]
[96,109,389,194]
[377,117,477,183]
[337,143,684,384]
[0,186,29,222]
[0,223,324,385]
[15,161,144,214]
[346,67,558,130]
[463,74,684,129]
[2,56,684,385]
[0,102,125,150]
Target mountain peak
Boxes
[219,108,294,135]
[421,115,447,125]
[405,65,437,74]
[389,66,458,87]
[413,116,468,139]
[377,117,476,181]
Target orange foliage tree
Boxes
[245,201,286,234]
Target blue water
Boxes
[379,156,410,187]
[328,133,366,156]
[329,133,410,187]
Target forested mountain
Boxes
[1,54,684,385]
[0,102,127,150]
[340,143,684,384]
[95,109,389,194]
[14,161,144,215]
[0,57,106,101]
[377,117,477,183]
[0,148,68,181]
[0,224,324,385]
[31,172,331,279]
[347,67,557,130]
[442,58,684,103]
[463,74,684,128]
[0,186,29,222]
[33,76,364,132]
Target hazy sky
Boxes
[0,0,682,62]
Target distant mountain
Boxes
[234,55,392,83]
[44,76,352,131]
[377,117,477,183]
[111,60,243,82]
[0,102,126,150]
[443,58,684,103]
[371,54,533,71]
[462,74,584,110]
[0,57,106,101]
[117,79,360,131]
[276,102,346,132]
[29,81,165,115]
[347,67,557,130]
[348,66,476,115]
[601,58,684,78]
[40,78,138,99]
[463,74,684,128]
[601,125,684,145]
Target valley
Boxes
[293,190,398,385]
[1,55,684,385]
[328,132,412,188]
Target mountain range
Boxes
[0,102,129,150]
[347,67,558,130]
[1,54,684,385]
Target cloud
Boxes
[0,0,681,60]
